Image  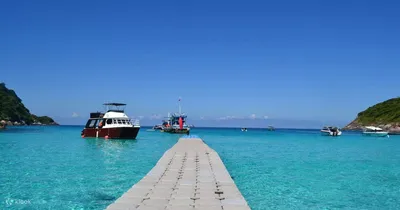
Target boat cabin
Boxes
[169,113,188,129]
[364,126,384,132]
[85,117,135,128]
[322,126,339,132]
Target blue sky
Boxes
[1,0,399,128]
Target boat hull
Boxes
[321,130,342,136]
[163,128,190,135]
[82,127,140,139]
[363,132,388,137]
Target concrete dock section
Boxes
[106,137,251,210]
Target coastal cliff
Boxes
[0,83,58,127]
[343,97,400,134]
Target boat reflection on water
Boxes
[84,137,138,149]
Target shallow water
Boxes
[1,126,400,209]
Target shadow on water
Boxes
[83,138,141,163]
[90,191,116,201]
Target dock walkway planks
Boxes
[106,137,251,210]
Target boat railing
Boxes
[132,119,140,126]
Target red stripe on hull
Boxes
[83,127,140,139]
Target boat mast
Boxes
[178,97,181,115]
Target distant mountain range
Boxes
[0,83,58,127]
[343,97,400,134]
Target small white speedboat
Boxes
[362,126,389,137]
[321,126,342,136]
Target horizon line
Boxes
[49,124,350,130]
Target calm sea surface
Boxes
[1,126,400,209]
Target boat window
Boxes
[86,119,97,128]
[106,119,112,125]
[122,120,126,124]
[113,119,117,124]
[97,119,105,127]
[117,119,122,124]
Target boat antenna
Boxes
[178,97,182,114]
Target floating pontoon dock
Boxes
[106,137,250,210]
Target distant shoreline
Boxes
[0,123,59,127]
[3,125,399,135]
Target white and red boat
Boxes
[81,103,140,139]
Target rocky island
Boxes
[343,97,400,134]
[0,82,58,129]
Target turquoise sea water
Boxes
[1,126,400,210]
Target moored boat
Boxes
[163,113,190,134]
[152,124,164,130]
[362,126,389,137]
[321,126,342,136]
[162,98,190,134]
[81,103,140,139]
